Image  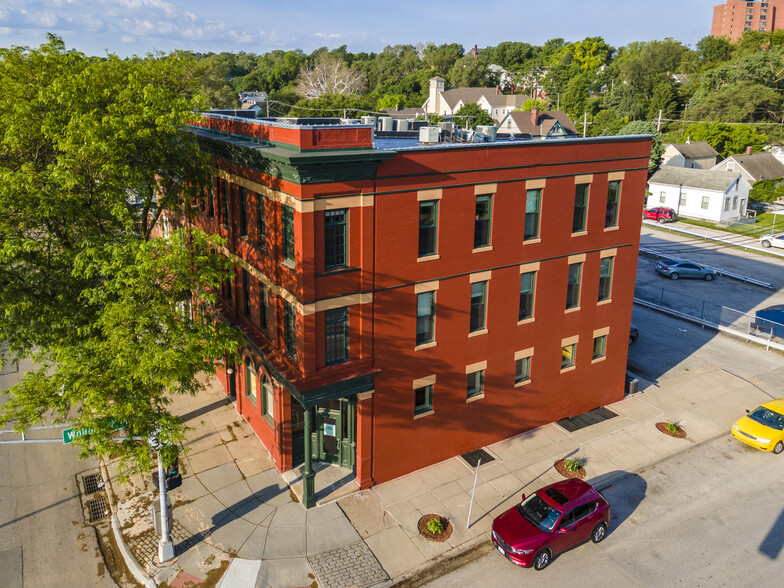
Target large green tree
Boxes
[0,36,239,475]
[453,103,493,129]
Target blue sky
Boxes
[1,0,720,57]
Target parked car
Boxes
[643,207,676,223]
[491,479,611,570]
[655,258,716,281]
[731,398,784,454]
[759,233,784,249]
[629,323,639,345]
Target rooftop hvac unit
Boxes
[396,119,411,132]
[379,116,394,131]
[476,125,497,141]
[438,121,455,133]
[419,126,440,144]
[360,116,377,127]
[340,118,361,125]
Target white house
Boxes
[647,167,751,224]
[711,150,784,183]
[661,141,718,169]
[422,77,530,120]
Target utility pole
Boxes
[657,109,663,134]
[156,451,175,562]
[266,101,269,118]
[583,112,588,138]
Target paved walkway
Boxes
[104,335,784,587]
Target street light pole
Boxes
[157,453,175,562]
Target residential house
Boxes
[661,141,719,169]
[423,77,530,119]
[647,167,750,224]
[496,108,577,139]
[184,113,651,507]
[711,150,784,184]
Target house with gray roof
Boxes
[422,77,530,120]
[647,167,750,224]
[711,151,784,184]
[496,108,577,139]
[661,141,718,169]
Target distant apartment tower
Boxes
[712,0,784,41]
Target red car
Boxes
[643,207,676,223]
[491,479,610,570]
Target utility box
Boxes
[151,500,173,535]
[625,375,639,395]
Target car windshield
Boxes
[517,492,562,532]
[748,407,784,431]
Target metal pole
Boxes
[157,454,175,562]
[466,458,481,529]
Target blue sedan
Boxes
[655,259,716,281]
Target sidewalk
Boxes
[103,343,783,588]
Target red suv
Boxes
[643,207,676,223]
[492,479,611,570]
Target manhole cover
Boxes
[83,473,103,494]
[87,495,110,523]
[461,448,494,468]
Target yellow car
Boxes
[731,399,784,454]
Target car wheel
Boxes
[658,217,666,223]
[591,522,608,543]
[704,273,714,281]
[532,549,551,571]
[762,240,772,248]
[669,272,679,280]
[774,441,784,454]
[629,336,634,345]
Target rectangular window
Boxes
[592,335,607,360]
[566,262,582,310]
[221,181,229,229]
[259,284,268,331]
[284,301,297,359]
[256,196,266,248]
[723,198,730,212]
[474,195,492,248]
[208,183,215,218]
[561,343,576,370]
[572,185,588,233]
[225,276,233,301]
[606,180,620,228]
[325,307,348,365]
[324,209,348,270]
[659,192,666,204]
[515,357,531,384]
[701,196,710,209]
[416,291,435,346]
[469,281,487,332]
[598,257,614,302]
[525,188,542,240]
[467,370,484,399]
[418,200,438,257]
[282,205,295,266]
[242,269,251,316]
[239,187,248,236]
[519,271,536,321]
[733,196,738,209]
[245,361,257,407]
[680,192,687,207]
[414,384,433,415]
[261,374,274,422]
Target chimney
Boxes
[496,85,500,95]
[746,146,753,155]
[531,106,539,126]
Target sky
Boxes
[0,0,721,57]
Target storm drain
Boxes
[83,473,103,495]
[557,407,619,433]
[461,448,495,468]
[87,495,110,523]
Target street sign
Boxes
[62,422,124,444]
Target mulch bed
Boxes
[554,459,586,480]
[656,422,687,438]
[418,514,453,542]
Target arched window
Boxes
[262,373,274,423]
[245,358,257,407]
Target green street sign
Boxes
[62,421,125,444]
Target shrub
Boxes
[664,421,680,434]
[563,458,582,473]
[426,517,446,535]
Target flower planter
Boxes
[655,422,687,438]
[554,459,586,480]
[417,514,453,542]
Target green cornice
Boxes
[192,126,394,185]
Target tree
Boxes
[287,94,374,118]
[295,54,367,99]
[647,81,678,120]
[423,43,464,77]
[670,122,768,159]
[618,121,664,171]
[0,36,239,476]
[453,103,493,129]
[448,55,495,87]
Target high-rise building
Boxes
[712,0,784,41]
[183,113,651,507]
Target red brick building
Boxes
[712,0,784,41]
[186,114,652,507]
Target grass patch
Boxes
[678,213,784,238]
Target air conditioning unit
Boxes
[419,126,440,144]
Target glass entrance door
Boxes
[311,399,355,470]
